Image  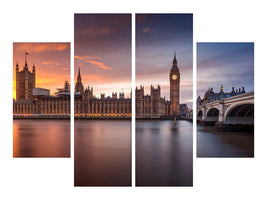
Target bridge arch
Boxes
[197,110,203,121]
[224,102,254,124]
[206,107,219,122]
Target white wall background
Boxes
[0,0,266,200]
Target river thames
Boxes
[136,120,193,186]
[197,126,254,157]
[13,120,70,157]
[74,120,131,186]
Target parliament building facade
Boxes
[13,53,187,119]
[136,53,181,118]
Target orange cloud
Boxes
[74,55,100,61]
[142,27,150,33]
[14,43,69,53]
[75,55,111,70]
[86,60,111,70]
[43,61,61,66]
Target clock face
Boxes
[172,74,177,80]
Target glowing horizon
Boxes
[13,43,70,100]
[74,14,131,98]
[197,43,254,98]
[136,14,193,105]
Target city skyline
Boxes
[13,43,70,100]
[136,14,193,104]
[197,42,254,98]
[74,14,131,98]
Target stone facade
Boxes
[135,85,170,118]
[13,54,185,119]
[74,69,131,117]
[135,53,181,118]
[197,85,246,106]
[13,81,70,115]
[169,52,180,115]
[16,58,35,100]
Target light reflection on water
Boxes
[74,120,131,186]
[13,120,70,157]
[136,120,193,186]
[197,126,254,157]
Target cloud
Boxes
[142,27,150,33]
[43,61,61,66]
[86,60,111,70]
[14,43,69,53]
[74,55,100,60]
[75,55,111,70]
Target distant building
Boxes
[55,81,70,96]
[33,88,50,96]
[197,85,246,106]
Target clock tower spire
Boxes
[169,52,180,116]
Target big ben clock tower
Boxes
[169,52,180,116]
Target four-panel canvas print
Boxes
[12,14,254,186]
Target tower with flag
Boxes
[16,52,36,100]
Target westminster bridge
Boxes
[197,91,254,127]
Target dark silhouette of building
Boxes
[16,53,35,100]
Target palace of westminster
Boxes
[13,53,190,118]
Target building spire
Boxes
[173,50,177,64]
[24,51,29,71]
[16,61,19,71]
[78,67,81,80]
[32,63,35,73]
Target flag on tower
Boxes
[25,52,29,55]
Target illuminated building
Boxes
[74,69,131,117]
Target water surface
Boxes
[74,120,131,186]
[13,120,70,157]
[136,120,193,186]
[197,126,254,157]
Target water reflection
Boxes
[197,126,254,157]
[136,120,193,186]
[13,120,70,157]
[74,120,131,186]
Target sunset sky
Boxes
[197,43,254,98]
[136,14,193,105]
[13,43,70,99]
[74,14,131,98]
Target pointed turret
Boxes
[32,63,35,73]
[75,67,84,93]
[24,52,28,71]
[171,51,179,72]
[77,67,82,81]
[173,51,177,65]
[16,61,19,72]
